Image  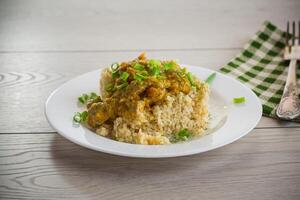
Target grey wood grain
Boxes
[0,129,300,200]
[0,0,299,51]
[1,51,299,133]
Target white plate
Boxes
[45,65,262,158]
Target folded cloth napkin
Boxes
[220,21,300,122]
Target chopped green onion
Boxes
[111,63,120,79]
[133,63,145,71]
[78,93,89,104]
[112,70,120,79]
[78,92,99,104]
[140,70,149,76]
[116,82,128,90]
[73,111,88,123]
[111,63,119,71]
[205,72,216,85]
[73,112,82,123]
[120,72,130,82]
[187,72,195,86]
[150,66,160,76]
[233,97,246,104]
[90,92,98,100]
[81,111,88,122]
[149,59,161,68]
[163,62,174,70]
[177,129,191,139]
[105,83,115,92]
[133,73,146,81]
[171,129,192,143]
[177,68,187,77]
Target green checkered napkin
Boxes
[220,21,300,122]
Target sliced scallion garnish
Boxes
[81,111,88,122]
[163,62,174,70]
[205,72,216,85]
[171,129,192,143]
[133,73,146,81]
[111,63,120,79]
[111,63,119,71]
[89,92,98,100]
[133,63,145,71]
[105,83,115,92]
[78,92,99,104]
[233,97,246,104]
[187,72,195,86]
[78,93,89,104]
[73,111,88,123]
[149,59,161,68]
[73,112,82,123]
[150,66,160,76]
[116,82,128,90]
[120,72,130,82]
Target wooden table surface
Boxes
[1,0,300,199]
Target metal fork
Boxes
[276,21,300,120]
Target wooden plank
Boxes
[0,129,299,200]
[1,50,299,133]
[0,0,299,51]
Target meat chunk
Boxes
[87,102,111,128]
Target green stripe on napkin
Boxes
[220,21,300,122]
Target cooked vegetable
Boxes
[205,72,216,85]
[233,97,246,104]
[111,63,119,71]
[105,84,115,92]
[171,129,192,142]
[120,72,130,82]
[78,92,100,104]
[116,82,128,90]
[81,111,88,121]
[90,92,98,100]
[163,62,174,70]
[73,111,88,123]
[73,112,82,123]
[133,73,146,81]
[111,63,120,79]
[187,72,195,86]
[133,63,145,71]
[78,94,89,104]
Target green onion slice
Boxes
[81,111,88,122]
[150,66,160,76]
[133,63,145,71]
[116,82,128,90]
[163,62,174,70]
[133,73,146,81]
[205,72,216,85]
[89,92,98,100]
[73,112,82,123]
[233,97,246,104]
[187,72,195,86]
[111,63,119,71]
[105,83,115,92]
[78,93,89,104]
[120,72,130,82]
[149,59,161,68]
[73,111,88,123]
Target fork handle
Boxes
[276,59,300,119]
[282,59,298,97]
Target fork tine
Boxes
[286,21,290,46]
[292,21,295,45]
[298,21,300,45]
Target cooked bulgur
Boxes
[85,53,210,145]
